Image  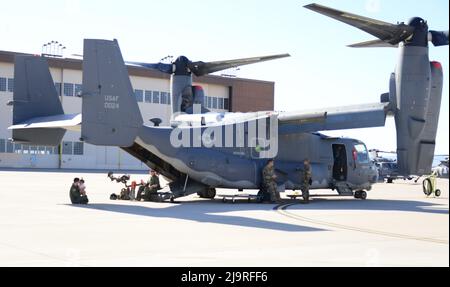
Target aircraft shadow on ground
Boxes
[67,201,325,233]
[66,196,447,232]
[283,198,449,215]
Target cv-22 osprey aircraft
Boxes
[8,3,447,202]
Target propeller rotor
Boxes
[128,53,290,77]
[304,3,449,48]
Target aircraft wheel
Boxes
[360,191,367,200]
[435,189,441,197]
[387,178,393,184]
[170,196,175,203]
[354,191,361,199]
[207,188,216,199]
[198,188,216,199]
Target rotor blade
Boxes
[189,54,290,77]
[304,3,414,45]
[126,61,173,74]
[429,30,449,46]
[348,39,398,48]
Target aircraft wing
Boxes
[8,113,82,132]
[278,103,388,134]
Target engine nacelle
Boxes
[394,45,443,176]
[181,85,210,114]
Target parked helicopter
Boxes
[432,156,449,178]
[8,3,447,202]
[369,149,414,183]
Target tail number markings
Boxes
[104,95,119,109]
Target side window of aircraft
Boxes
[354,144,369,163]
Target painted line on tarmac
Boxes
[275,203,449,245]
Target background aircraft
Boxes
[369,149,413,183]
[8,3,447,202]
[432,156,449,178]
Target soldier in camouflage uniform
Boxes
[301,159,312,202]
[136,170,161,201]
[262,159,281,203]
[144,170,161,201]
[69,177,89,204]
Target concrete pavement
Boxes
[0,170,447,266]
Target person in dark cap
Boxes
[69,177,88,204]
[136,169,161,201]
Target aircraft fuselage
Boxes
[127,119,377,197]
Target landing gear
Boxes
[360,191,367,200]
[386,178,394,184]
[354,190,367,200]
[302,190,310,203]
[197,188,216,199]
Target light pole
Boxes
[41,41,66,58]
[161,55,174,64]
[41,40,67,168]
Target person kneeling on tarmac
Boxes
[136,170,161,201]
[70,177,89,204]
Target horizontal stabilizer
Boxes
[9,114,81,131]
[11,129,66,146]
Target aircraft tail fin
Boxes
[9,55,66,146]
[81,39,143,146]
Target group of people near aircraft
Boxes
[70,170,162,204]
[69,163,312,204]
[262,158,312,203]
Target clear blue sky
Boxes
[2,0,448,153]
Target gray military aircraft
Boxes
[369,149,413,183]
[7,3,447,202]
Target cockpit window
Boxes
[354,144,369,163]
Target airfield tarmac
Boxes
[0,169,448,267]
